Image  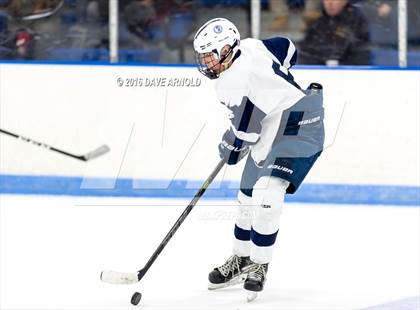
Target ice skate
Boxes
[244,263,268,302]
[208,255,253,290]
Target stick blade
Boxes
[83,145,110,161]
[100,270,139,284]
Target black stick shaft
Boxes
[1,128,89,161]
[137,159,225,281]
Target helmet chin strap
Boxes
[218,40,238,66]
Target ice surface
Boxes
[0,195,419,309]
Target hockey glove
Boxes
[218,130,250,165]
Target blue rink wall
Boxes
[1,174,419,206]
[0,63,419,206]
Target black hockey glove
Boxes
[218,130,250,165]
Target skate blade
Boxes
[208,274,247,290]
[246,291,258,302]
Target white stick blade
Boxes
[85,145,110,161]
[100,270,138,284]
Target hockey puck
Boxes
[131,292,142,306]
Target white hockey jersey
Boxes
[215,37,306,165]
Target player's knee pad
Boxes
[252,176,289,234]
[238,190,253,206]
[236,190,254,230]
[252,176,288,209]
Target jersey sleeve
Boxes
[215,65,265,145]
[227,95,266,144]
[261,37,297,69]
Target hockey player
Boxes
[193,18,325,301]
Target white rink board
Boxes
[0,64,419,187]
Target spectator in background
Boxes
[269,0,321,31]
[123,0,156,43]
[375,1,392,18]
[356,0,419,45]
[3,0,20,16]
[0,8,34,60]
[86,0,109,24]
[0,0,11,9]
[407,0,420,47]
[120,0,194,48]
[0,8,15,59]
[14,27,34,59]
[351,0,392,19]
[299,0,370,65]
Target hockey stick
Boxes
[0,128,110,161]
[101,159,225,286]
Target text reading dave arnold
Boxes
[117,77,202,88]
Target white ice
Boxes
[0,195,419,310]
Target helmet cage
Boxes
[195,49,221,80]
[194,40,238,80]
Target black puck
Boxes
[131,292,142,306]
